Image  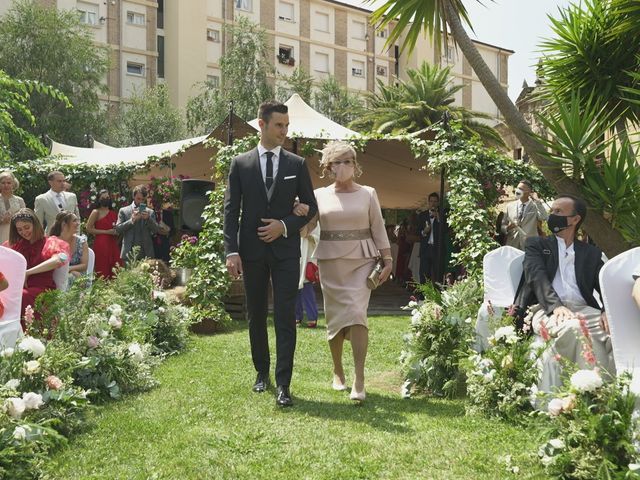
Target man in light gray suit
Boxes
[34,171,80,234]
[116,185,160,264]
[501,179,548,250]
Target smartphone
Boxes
[138,203,147,213]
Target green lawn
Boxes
[43,316,545,479]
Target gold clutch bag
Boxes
[366,259,385,290]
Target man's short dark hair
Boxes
[47,171,64,181]
[428,192,440,201]
[258,101,288,123]
[556,194,587,230]
[132,185,148,197]
[518,179,533,190]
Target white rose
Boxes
[570,369,603,393]
[4,397,26,419]
[153,290,166,300]
[547,398,564,417]
[493,325,518,344]
[561,394,577,413]
[22,392,44,410]
[157,306,166,314]
[483,369,496,382]
[13,426,27,441]
[17,337,46,358]
[128,343,144,363]
[108,315,123,329]
[1,347,14,358]
[23,360,41,376]
[108,304,123,316]
[4,379,20,390]
[549,438,565,450]
[411,310,422,326]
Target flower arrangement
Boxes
[538,370,639,479]
[147,175,187,210]
[0,260,193,478]
[463,312,548,422]
[170,234,199,270]
[400,276,482,398]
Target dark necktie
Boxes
[265,151,274,190]
[518,203,524,222]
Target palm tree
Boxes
[351,62,504,146]
[368,0,629,256]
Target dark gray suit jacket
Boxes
[116,204,160,263]
[223,147,318,261]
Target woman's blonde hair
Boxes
[318,141,362,179]
[0,171,19,190]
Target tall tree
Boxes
[276,67,314,103]
[369,0,629,256]
[350,62,504,146]
[186,16,273,135]
[106,85,186,147]
[313,76,364,125]
[0,0,109,149]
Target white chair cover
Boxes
[86,248,95,278]
[483,246,525,307]
[52,262,70,292]
[599,247,640,393]
[0,246,26,348]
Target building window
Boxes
[126,62,145,76]
[352,20,366,39]
[207,75,220,88]
[315,12,329,32]
[376,65,387,76]
[278,45,295,66]
[514,148,522,160]
[376,28,387,38]
[352,60,365,77]
[444,43,457,63]
[157,35,164,78]
[235,0,252,12]
[77,2,98,26]
[126,11,145,26]
[314,52,329,73]
[278,1,294,22]
[207,29,220,42]
[157,0,164,29]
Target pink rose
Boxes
[87,336,100,349]
[46,375,63,390]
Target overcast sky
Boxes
[342,0,573,100]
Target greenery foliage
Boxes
[350,62,504,146]
[312,75,365,125]
[276,67,314,104]
[0,0,109,150]
[400,276,482,398]
[0,263,191,479]
[106,85,186,147]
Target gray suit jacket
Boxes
[115,204,159,263]
[501,199,548,250]
[34,190,79,234]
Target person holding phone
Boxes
[116,185,160,264]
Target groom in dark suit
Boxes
[223,101,317,407]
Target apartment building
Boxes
[0,0,513,122]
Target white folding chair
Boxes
[86,248,95,277]
[475,246,525,351]
[0,246,26,348]
[599,247,640,394]
[52,262,69,292]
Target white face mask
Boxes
[332,163,354,182]
[514,188,523,198]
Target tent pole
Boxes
[227,101,234,146]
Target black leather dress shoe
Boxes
[252,373,269,393]
[276,385,293,407]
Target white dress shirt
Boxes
[50,189,66,210]
[551,236,587,306]
[257,144,281,185]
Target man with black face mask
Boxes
[514,194,614,390]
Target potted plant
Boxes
[170,234,199,285]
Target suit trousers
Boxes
[243,249,299,386]
[419,243,437,284]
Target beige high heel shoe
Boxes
[332,375,347,391]
[350,383,366,402]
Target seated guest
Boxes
[5,209,69,328]
[49,211,88,287]
[0,270,7,319]
[86,190,122,279]
[514,195,614,388]
[116,185,160,264]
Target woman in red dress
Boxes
[86,189,122,279]
[5,209,69,327]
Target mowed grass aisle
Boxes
[43,316,544,479]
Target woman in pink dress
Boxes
[5,209,69,328]
[302,141,392,402]
[86,190,122,279]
